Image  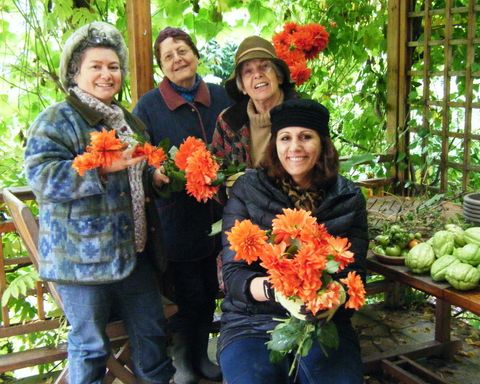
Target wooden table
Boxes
[364,255,480,383]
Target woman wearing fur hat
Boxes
[218,99,367,383]
[133,27,230,384]
[24,22,174,384]
[211,35,298,169]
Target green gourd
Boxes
[405,243,436,274]
[453,243,480,266]
[464,227,480,246]
[430,255,460,281]
[430,230,455,258]
[445,262,480,291]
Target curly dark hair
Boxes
[260,132,339,190]
[153,27,200,68]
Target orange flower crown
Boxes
[272,22,329,86]
[227,208,365,315]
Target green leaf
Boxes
[315,321,339,351]
[209,219,223,236]
[325,260,339,274]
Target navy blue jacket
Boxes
[133,78,231,261]
[218,169,368,353]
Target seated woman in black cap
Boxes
[217,98,368,384]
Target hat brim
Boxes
[225,56,295,102]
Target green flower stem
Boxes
[289,322,315,376]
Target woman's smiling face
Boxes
[276,127,321,188]
[74,47,122,104]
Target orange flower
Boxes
[272,208,318,244]
[307,281,343,315]
[327,236,354,270]
[184,148,220,202]
[290,62,312,86]
[227,220,268,264]
[72,152,102,176]
[87,129,124,153]
[85,129,124,167]
[340,272,366,310]
[174,137,207,171]
[134,143,167,168]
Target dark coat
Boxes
[133,78,232,261]
[218,169,368,353]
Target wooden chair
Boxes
[2,188,138,383]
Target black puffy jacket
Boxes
[218,169,368,353]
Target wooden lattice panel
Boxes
[388,0,480,193]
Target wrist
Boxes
[263,279,275,301]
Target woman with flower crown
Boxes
[218,98,368,383]
[24,22,174,383]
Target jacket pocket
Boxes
[65,216,113,264]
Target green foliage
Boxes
[1,268,38,307]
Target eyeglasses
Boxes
[161,47,193,64]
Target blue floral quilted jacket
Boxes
[25,95,159,284]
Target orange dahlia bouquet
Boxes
[273,22,329,85]
[73,132,244,203]
[72,129,167,176]
[227,208,365,374]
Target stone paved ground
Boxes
[358,302,480,384]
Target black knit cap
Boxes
[270,99,330,137]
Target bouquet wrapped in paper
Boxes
[227,208,365,374]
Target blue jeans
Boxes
[56,256,174,384]
[219,322,363,384]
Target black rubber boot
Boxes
[193,326,222,382]
[170,332,199,384]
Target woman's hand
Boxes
[99,146,144,175]
[153,168,170,188]
[249,276,271,302]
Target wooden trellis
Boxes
[388,0,480,193]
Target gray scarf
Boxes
[72,87,147,253]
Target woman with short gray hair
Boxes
[25,21,174,384]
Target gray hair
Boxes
[60,22,128,90]
[235,59,284,95]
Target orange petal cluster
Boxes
[184,147,220,202]
[72,129,123,175]
[227,220,268,264]
[340,272,366,310]
[273,22,329,85]
[133,143,167,168]
[229,208,366,317]
[175,136,207,171]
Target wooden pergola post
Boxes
[386,0,409,192]
[126,0,154,104]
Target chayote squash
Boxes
[464,227,480,246]
[430,230,455,258]
[453,243,480,266]
[445,262,480,291]
[405,242,436,274]
[430,255,460,281]
[445,224,466,247]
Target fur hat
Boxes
[270,99,330,137]
[60,21,128,90]
[225,36,294,101]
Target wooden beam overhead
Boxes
[126,0,154,105]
